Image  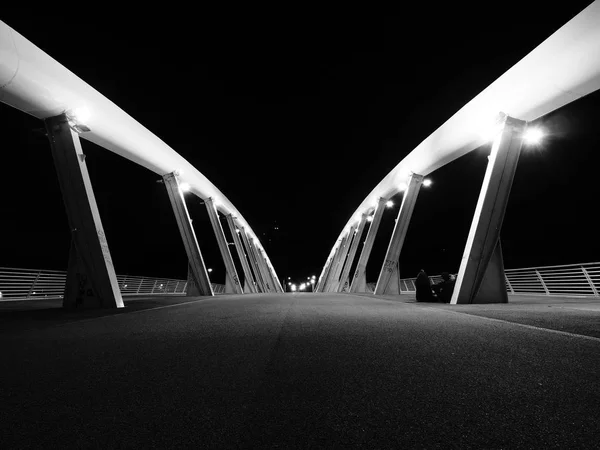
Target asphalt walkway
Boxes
[1,293,599,448]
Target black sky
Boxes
[1,4,599,286]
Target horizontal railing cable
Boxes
[0,267,225,301]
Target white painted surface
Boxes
[324,2,600,261]
[0,20,267,253]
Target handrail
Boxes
[0,20,281,291]
[0,267,225,301]
[4,261,598,301]
[391,262,600,298]
[321,2,600,265]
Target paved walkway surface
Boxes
[1,293,599,448]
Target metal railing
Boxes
[366,262,600,298]
[0,267,226,301]
[3,262,600,300]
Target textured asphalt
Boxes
[1,293,599,449]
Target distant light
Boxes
[386,200,394,208]
[523,127,544,145]
[208,268,213,273]
[291,284,297,292]
[423,178,432,187]
[398,182,408,191]
[367,215,374,222]
[311,275,316,279]
[300,283,306,290]
[179,182,191,192]
[288,282,292,285]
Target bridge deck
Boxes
[2,293,599,448]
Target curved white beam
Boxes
[0,20,271,256]
[326,2,600,259]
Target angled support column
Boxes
[205,198,243,294]
[258,248,279,292]
[45,113,123,309]
[225,215,257,293]
[350,197,387,293]
[325,228,354,292]
[339,214,368,292]
[163,172,213,296]
[246,233,273,292]
[238,225,266,292]
[375,174,424,295]
[256,247,276,293]
[263,253,283,292]
[452,113,526,304]
[321,238,345,292]
[315,255,334,292]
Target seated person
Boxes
[415,269,437,302]
[433,272,456,303]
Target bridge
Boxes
[2,4,600,448]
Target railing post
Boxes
[136,277,143,294]
[535,270,550,295]
[150,279,158,294]
[581,267,599,296]
[27,270,42,299]
[505,274,515,294]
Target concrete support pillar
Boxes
[225,215,257,293]
[375,174,424,295]
[339,214,368,292]
[238,225,266,293]
[320,239,344,293]
[246,233,273,292]
[258,248,279,292]
[325,227,355,292]
[163,172,213,297]
[350,197,387,293]
[315,255,334,292]
[262,252,283,292]
[205,198,243,294]
[44,113,123,309]
[452,113,526,304]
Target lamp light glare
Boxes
[386,200,394,208]
[398,182,408,191]
[367,215,374,222]
[523,127,544,145]
[179,182,191,192]
[423,178,432,187]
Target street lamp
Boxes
[523,127,544,145]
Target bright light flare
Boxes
[291,284,297,292]
[386,200,394,208]
[179,182,191,192]
[72,106,91,124]
[367,215,374,222]
[398,182,408,192]
[523,127,544,145]
[423,178,432,187]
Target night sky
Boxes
[1,4,599,287]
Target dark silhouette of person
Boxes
[415,269,437,302]
[433,272,456,303]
